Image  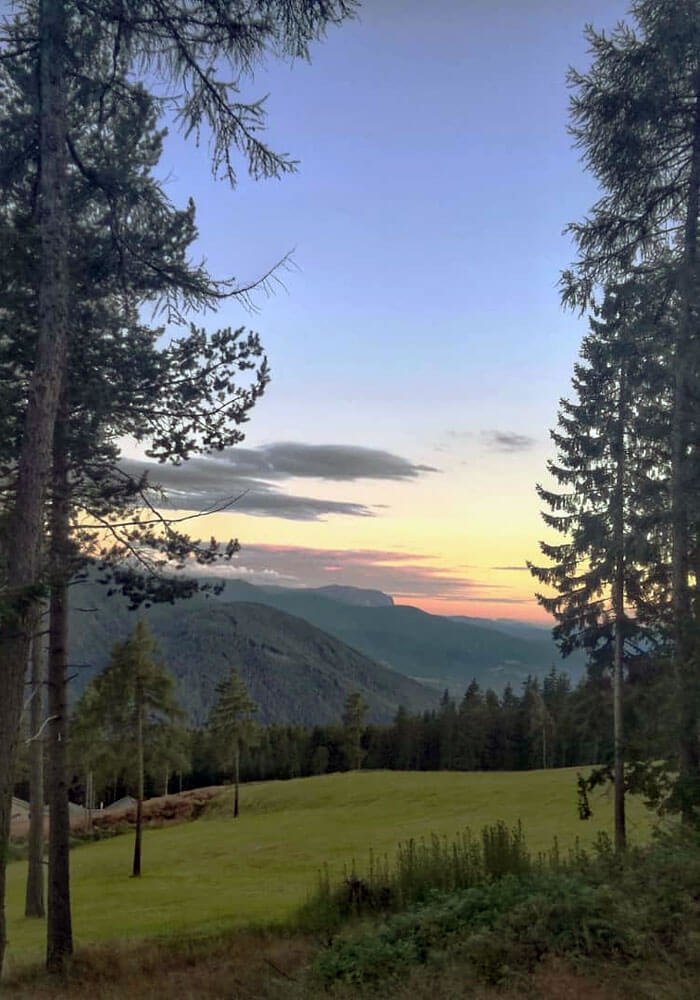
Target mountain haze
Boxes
[201,579,581,691]
[67,581,437,725]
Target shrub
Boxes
[299,820,533,931]
[306,823,700,989]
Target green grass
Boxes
[4,768,655,976]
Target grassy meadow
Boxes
[4,768,655,976]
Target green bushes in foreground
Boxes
[304,823,700,989]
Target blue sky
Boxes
[129,0,632,619]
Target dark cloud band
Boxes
[119,441,436,522]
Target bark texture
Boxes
[132,682,144,878]
[674,73,700,823]
[46,414,73,972]
[25,614,46,918]
[612,365,627,851]
[0,0,68,975]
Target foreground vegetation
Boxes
[4,770,653,977]
[5,772,699,999]
[305,822,700,995]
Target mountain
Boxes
[448,616,553,642]
[67,581,437,726]
[305,585,394,608]
[203,580,582,692]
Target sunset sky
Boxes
[123,0,630,623]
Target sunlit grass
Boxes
[5,768,655,975]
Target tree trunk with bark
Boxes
[612,366,627,851]
[234,743,240,819]
[0,0,68,975]
[25,613,46,918]
[46,413,73,972]
[674,73,700,824]
[132,679,144,878]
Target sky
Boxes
[123,0,632,622]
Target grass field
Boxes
[4,768,655,976]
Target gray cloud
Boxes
[480,430,535,452]
[491,565,529,572]
[165,442,438,483]
[249,442,437,480]
[120,459,374,521]
[441,429,536,454]
[119,441,435,522]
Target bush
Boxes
[299,820,533,932]
[307,823,700,989]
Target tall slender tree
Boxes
[561,0,700,822]
[0,60,269,968]
[74,621,184,876]
[208,669,258,818]
[341,691,368,772]
[0,1,357,973]
[530,282,670,849]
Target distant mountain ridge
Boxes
[68,576,581,726]
[67,581,437,725]
[200,579,583,691]
[448,615,552,642]
[304,585,394,608]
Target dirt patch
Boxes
[9,786,224,842]
[90,786,223,833]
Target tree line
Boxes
[53,633,673,804]
[193,663,672,786]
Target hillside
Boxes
[67,582,437,725]
[4,770,654,974]
[206,580,580,691]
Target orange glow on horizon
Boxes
[393,595,551,624]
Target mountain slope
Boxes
[67,583,437,725]
[208,580,579,690]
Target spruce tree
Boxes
[341,691,368,772]
[530,282,669,848]
[561,0,700,821]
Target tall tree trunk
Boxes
[0,0,68,975]
[25,612,46,919]
[85,771,93,834]
[612,366,627,852]
[46,412,73,973]
[674,73,700,824]
[132,681,144,878]
[234,743,240,819]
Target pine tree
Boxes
[455,680,486,771]
[0,57,270,965]
[0,1,357,972]
[76,621,184,876]
[208,670,258,818]
[341,691,368,772]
